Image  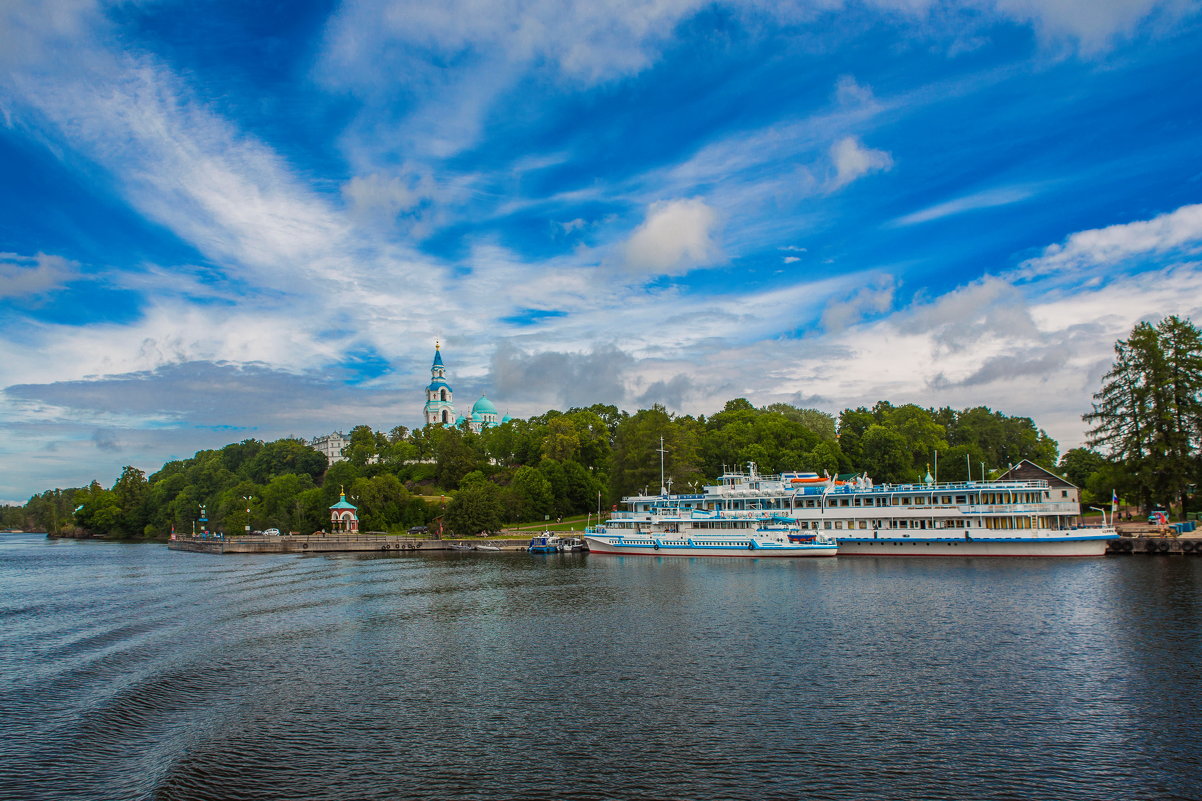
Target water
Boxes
[1,534,1200,800]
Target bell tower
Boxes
[423,341,456,426]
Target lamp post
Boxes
[243,495,254,536]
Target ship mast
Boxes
[657,436,668,496]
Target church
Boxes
[422,343,510,432]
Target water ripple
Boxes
[1,536,1200,800]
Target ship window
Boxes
[834,521,843,529]
[955,496,966,504]
[901,497,910,505]
[824,522,832,530]
[859,521,868,530]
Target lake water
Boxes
[1,533,1200,800]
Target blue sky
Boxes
[2,0,1202,502]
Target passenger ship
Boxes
[609,463,1116,557]
[583,507,838,558]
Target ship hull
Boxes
[835,534,1116,557]
[583,536,836,558]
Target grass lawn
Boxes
[498,514,602,534]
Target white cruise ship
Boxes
[613,462,1116,557]
[583,506,838,558]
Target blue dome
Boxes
[427,379,452,392]
[472,395,498,415]
[471,412,483,422]
[501,414,512,423]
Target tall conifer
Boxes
[1085,316,1202,512]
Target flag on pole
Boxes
[1111,489,1118,515]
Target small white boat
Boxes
[475,543,502,551]
[558,537,587,553]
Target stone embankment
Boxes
[168,534,531,554]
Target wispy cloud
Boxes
[892,184,1041,226]
[0,253,78,298]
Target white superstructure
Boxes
[615,463,1116,557]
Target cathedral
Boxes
[422,343,510,432]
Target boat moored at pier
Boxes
[615,463,1116,557]
[584,507,838,557]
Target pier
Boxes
[1107,536,1202,555]
[168,534,532,554]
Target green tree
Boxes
[860,424,911,483]
[110,466,151,537]
[1058,448,1107,489]
[260,473,317,532]
[74,481,121,536]
[611,406,705,498]
[345,425,388,468]
[509,465,553,521]
[245,439,327,484]
[1086,316,1202,512]
[350,473,415,531]
[444,481,503,537]
[428,427,480,489]
[763,404,838,441]
[541,416,581,463]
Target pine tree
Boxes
[1085,317,1202,513]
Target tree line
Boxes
[4,398,1072,539]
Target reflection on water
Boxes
[1,534,1200,800]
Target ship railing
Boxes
[698,478,1053,498]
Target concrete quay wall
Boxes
[168,535,530,554]
[1107,535,1202,555]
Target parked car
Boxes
[263,528,281,536]
[407,526,428,535]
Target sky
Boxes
[2,0,1202,503]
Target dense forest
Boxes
[4,316,1198,540]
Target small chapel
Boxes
[422,342,510,433]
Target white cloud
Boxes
[321,0,708,88]
[0,253,78,298]
[986,0,1194,52]
[622,199,721,275]
[1020,202,1202,276]
[828,136,893,190]
[893,184,1040,226]
[821,276,896,332]
[898,276,1038,350]
[834,75,875,105]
